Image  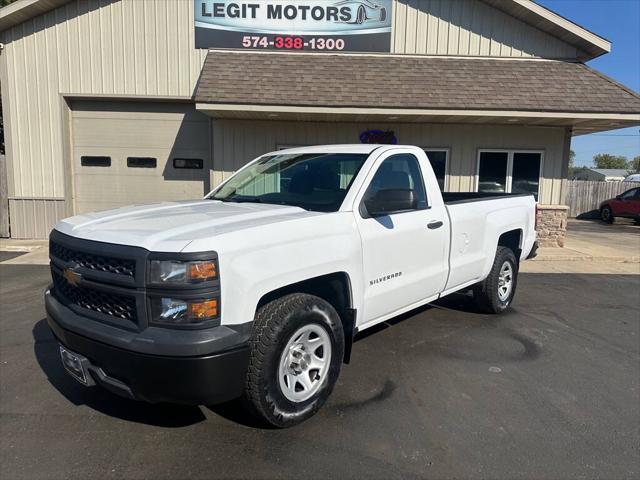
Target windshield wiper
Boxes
[210,196,262,204]
[229,197,262,203]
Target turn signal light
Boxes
[189,261,217,281]
[189,299,218,319]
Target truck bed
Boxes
[442,192,535,205]
[442,192,537,293]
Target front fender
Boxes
[192,213,364,326]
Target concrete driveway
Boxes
[1,264,639,480]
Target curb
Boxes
[533,255,640,263]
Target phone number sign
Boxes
[194,0,393,52]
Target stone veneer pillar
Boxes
[535,205,569,248]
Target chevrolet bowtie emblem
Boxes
[62,267,82,287]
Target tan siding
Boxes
[391,0,578,58]
[211,120,566,205]
[2,0,207,199]
[8,198,66,239]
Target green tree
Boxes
[1,0,20,6]
[631,156,640,173]
[593,153,629,169]
[567,149,576,176]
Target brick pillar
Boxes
[536,205,569,248]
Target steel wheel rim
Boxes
[602,208,610,220]
[278,324,332,403]
[497,261,514,302]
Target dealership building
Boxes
[1,0,639,242]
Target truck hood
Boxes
[54,200,321,251]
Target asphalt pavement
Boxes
[1,264,638,480]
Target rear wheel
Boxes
[242,293,344,428]
[600,205,614,223]
[473,247,518,314]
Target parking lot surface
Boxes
[567,219,640,255]
[1,264,638,480]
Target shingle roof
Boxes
[590,169,630,176]
[195,52,640,114]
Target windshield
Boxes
[209,153,368,212]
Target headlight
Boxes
[149,260,217,284]
[151,297,219,326]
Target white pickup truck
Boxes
[46,145,538,427]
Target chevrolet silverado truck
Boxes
[46,145,538,427]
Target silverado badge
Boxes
[62,267,82,287]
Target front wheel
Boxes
[473,247,518,314]
[242,293,344,428]
[600,205,614,223]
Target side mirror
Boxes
[363,189,417,217]
[615,195,622,200]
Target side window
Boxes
[127,157,157,168]
[424,149,448,191]
[363,154,428,212]
[81,156,111,167]
[620,188,637,200]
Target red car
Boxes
[599,187,640,223]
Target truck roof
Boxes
[265,144,403,156]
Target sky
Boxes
[537,0,640,167]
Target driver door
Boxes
[619,188,640,216]
[354,151,450,327]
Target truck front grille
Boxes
[52,270,138,323]
[50,241,135,278]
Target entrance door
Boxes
[355,151,450,326]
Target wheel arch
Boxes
[256,272,357,364]
[498,228,523,260]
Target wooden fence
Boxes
[565,180,640,218]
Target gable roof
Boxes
[482,0,611,60]
[0,0,69,31]
[0,0,612,60]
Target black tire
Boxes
[600,205,614,223]
[473,247,518,314]
[242,293,344,428]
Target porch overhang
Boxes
[195,51,640,136]
[195,103,640,136]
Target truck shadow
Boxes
[32,291,534,428]
[354,290,486,342]
[32,319,207,428]
[353,290,541,364]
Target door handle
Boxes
[428,220,444,230]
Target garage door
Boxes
[71,100,210,214]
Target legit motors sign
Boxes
[194,0,393,52]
